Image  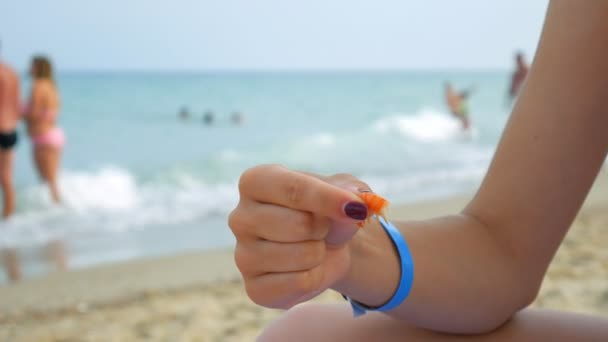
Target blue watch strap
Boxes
[343,216,414,317]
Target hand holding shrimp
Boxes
[229,165,377,309]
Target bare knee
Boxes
[258,304,320,342]
[258,303,385,342]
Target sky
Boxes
[0,0,549,71]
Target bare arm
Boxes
[336,0,608,333]
[26,81,46,121]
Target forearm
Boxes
[333,214,532,334]
[333,0,608,333]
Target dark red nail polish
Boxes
[344,202,368,220]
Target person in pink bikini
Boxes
[23,56,64,203]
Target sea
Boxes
[2,70,514,281]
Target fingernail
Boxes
[344,202,368,220]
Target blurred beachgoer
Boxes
[0,43,20,219]
[178,106,190,120]
[203,110,214,125]
[23,56,64,203]
[228,2,608,340]
[508,51,529,102]
[231,111,244,125]
[0,42,22,282]
[14,56,68,281]
[444,82,472,130]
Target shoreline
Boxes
[1,171,607,340]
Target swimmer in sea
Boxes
[444,82,472,130]
[178,106,190,120]
[203,110,214,125]
[231,111,244,125]
[508,51,530,104]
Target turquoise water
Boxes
[4,71,513,278]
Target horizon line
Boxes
[48,67,512,74]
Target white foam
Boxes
[2,166,239,248]
[372,108,470,142]
[308,132,335,147]
[62,167,139,211]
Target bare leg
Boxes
[47,147,61,203]
[34,146,61,203]
[1,248,21,282]
[46,240,67,271]
[0,149,20,282]
[0,149,15,217]
[259,303,608,342]
[33,146,45,181]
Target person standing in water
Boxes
[508,51,529,103]
[0,43,20,218]
[0,43,23,282]
[23,56,64,203]
[444,82,472,130]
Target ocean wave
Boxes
[1,166,239,248]
[372,108,476,142]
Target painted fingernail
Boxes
[344,202,368,220]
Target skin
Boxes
[0,62,21,282]
[0,62,20,218]
[228,0,608,340]
[24,74,62,203]
[260,305,608,342]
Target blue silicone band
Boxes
[343,216,414,317]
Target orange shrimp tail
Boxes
[356,192,389,227]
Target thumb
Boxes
[325,217,362,247]
[324,181,372,247]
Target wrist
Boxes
[331,219,402,308]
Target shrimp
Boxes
[357,191,389,227]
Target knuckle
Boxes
[238,167,258,194]
[227,207,249,237]
[285,177,306,206]
[293,267,323,295]
[243,281,267,307]
[227,210,240,232]
[331,172,355,180]
[239,164,283,194]
[234,245,254,275]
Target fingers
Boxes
[230,201,330,242]
[325,172,372,194]
[242,248,350,309]
[230,166,372,308]
[244,266,325,309]
[239,165,365,222]
[235,239,325,277]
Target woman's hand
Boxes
[228,164,371,309]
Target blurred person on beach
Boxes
[23,56,64,204]
[0,42,20,219]
[508,51,529,103]
[444,82,472,130]
[5,55,68,282]
[0,42,23,282]
[228,1,608,340]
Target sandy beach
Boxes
[1,172,608,341]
